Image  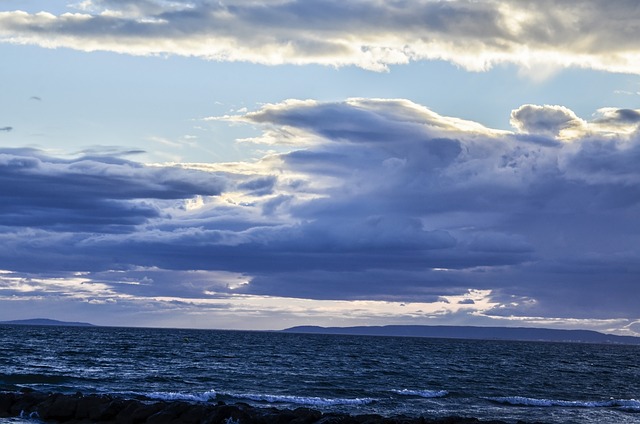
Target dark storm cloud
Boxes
[214,99,640,318]
[243,269,465,302]
[237,176,277,196]
[1,99,639,326]
[0,148,227,232]
[1,0,640,73]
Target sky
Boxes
[1,0,640,335]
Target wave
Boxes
[127,389,640,415]
[391,389,448,398]
[145,390,217,402]
[220,391,376,407]
[487,396,640,410]
[141,390,375,408]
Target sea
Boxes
[1,325,639,424]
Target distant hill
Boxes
[281,325,640,345]
[0,318,95,327]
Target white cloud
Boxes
[1,0,640,74]
[510,104,586,140]
[511,104,640,141]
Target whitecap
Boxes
[391,389,448,398]
[145,390,217,402]
[220,391,375,407]
[486,396,640,409]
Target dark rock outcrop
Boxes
[0,391,542,424]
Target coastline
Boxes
[0,391,540,424]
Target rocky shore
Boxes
[0,391,542,424]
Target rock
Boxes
[0,392,15,417]
[290,407,323,424]
[257,409,298,424]
[38,393,79,421]
[203,404,254,424]
[314,413,360,424]
[113,400,142,424]
[9,391,47,417]
[146,401,194,424]
[75,394,112,420]
[121,401,166,424]
[353,414,384,424]
[0,391,530,424]
[90,398,128,421]
[176,403,209,424]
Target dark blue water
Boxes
[1,325,639,423]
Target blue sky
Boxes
[1,0,640,334]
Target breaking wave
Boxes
[220,391,376,407]
[487,396,640,411]
[145,390,217,402]
[142,390,375,408]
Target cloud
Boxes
[0,148,227,232]
[590,108,640,134]
[1,98,640,331]
[510,105,640,141]
[0,127,12,132]
[213,99,640,320]
[510,104,585,139]
[1,0,640,73]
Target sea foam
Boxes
[143,389,375,407]
[391,389,448,398]
[220,391,376,407]
[487,396,640,410]
[145,390,217,402]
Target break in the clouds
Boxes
[1,0,640,73]
[1,99,640,333]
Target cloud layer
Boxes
[0,149,226,232]
[1,98,639,332]
[1,0,640,73]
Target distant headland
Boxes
[0,318,95,327]
[281,324,640,345]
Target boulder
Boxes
[314,413,360,424]
[75,394,113,420]
[9,391,47,417]
[0,392,15,417]
[353,414,384,424]
[120,401,166,424]
[290,407,323,424]
[203,404,254,424]
[90,398,128,421]
[37,393,79,421]
[146,401,192,424]
[176,403,209,424]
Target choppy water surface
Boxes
[1,325,639,423]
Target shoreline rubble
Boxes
[0,391,541,424]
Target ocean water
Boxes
[0,325,639,424]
